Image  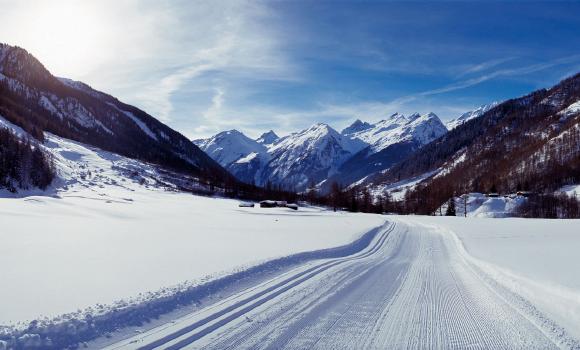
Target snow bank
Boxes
[436,192,526,217]
[400,216,580,341]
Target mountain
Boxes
[0,43,232,189]
[322,112,447,190]
[368,73,580,214]
[445,102,499,130]
[341,119,372,135]
[193,130,266,167]
[256,130,279,146]
[262,123,366,190]
[195,113,447,192]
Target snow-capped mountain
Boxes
[0,43,231,188]
[193,130,267,167]
[345,112,447,153]
[446,102,499,130]
[195,113,447,192]
[340,119,372,135]
[323,112,447,191]
[263,123,367,190]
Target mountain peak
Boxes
[256,130,279,145]
[341,119,372,135]
[407,113,421,122]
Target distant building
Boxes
[260,200,277,208]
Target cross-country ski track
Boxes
[102,218,577,350]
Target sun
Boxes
[18,0,108,79]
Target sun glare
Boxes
[21,1,108,78]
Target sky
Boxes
[1,0,580,139]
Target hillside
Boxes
[369,73,580,214]
[0,43,232,191]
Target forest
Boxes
[0,128,54,192]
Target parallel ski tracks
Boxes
[134,222,397,350]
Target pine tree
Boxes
[445,197,456,216]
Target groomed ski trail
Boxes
[103,219,570,350]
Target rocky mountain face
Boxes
[194,112,448,192]
[0,43,232,186]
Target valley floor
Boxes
[1,184,579,349]
[94,217,580,350]
[0,189,383,327]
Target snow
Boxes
[108,103,158,141]
[193,130,266,166]
[436,192,527,218]
[0,190,383,326]
[399,216,580,341]
[0,108,386,348]
[255,130,279,146]
[369,170,438,201]
[558,100,580,118]
[235,151,259,164]
[559,184,580,196]
[195,114,446,190]
[0,126,385,327]
[102,217,580,349]
[446,102,499,130]
[346,112,447,153]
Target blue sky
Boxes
[1,1,580,138]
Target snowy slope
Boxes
[435,192,527,218]
[0,43,230,185]
[256,130,279,146]
[323,112,447,191]
[371,74,580,207]
[446,102,499,130]
[193,130,267,167]
[263,123,367,189]
[344,112,447,153]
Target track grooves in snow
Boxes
[132,223,396,350]
[105,220,573,350]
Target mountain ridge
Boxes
[0,43,233,188]
[195,112,448,191]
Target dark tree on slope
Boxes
[445,197,456,216]
[517,193,580,218]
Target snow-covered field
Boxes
[102,216,580,350]
[0,126,384,333]
[0,188,383,326]
[2,117,579,349]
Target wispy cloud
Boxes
[389,54,580,106]
[458,57,516,77]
